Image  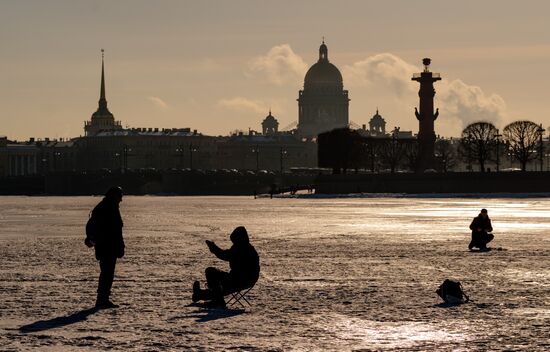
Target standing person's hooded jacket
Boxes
[208,226,260,287]
[91,197,125,260]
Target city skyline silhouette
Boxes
[1,1,550,141]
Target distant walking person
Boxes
[192,226,260,307]
[85,186,125,309]
[468,208,494,251]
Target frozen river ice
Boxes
[0,195,549,351]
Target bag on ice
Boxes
[436,279,469,304]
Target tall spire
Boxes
[92,48,112,118]
[100,49,106,102]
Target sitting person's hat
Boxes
[230,226,249,244]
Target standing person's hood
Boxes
[230,226,249,245]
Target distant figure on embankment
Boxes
[85,186,125,309]
[192,226,260,308]
[468,208,494,252]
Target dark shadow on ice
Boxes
[192,308,245,323]
[194,309,244,323]
[19,307,97,333]
[171,303,246,323]
[433,302,466,308]
[468,247,506,253]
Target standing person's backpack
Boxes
[436,279,469,304]
[85,211,99,247]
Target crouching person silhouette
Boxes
[85,186,125,309]
[192,226,260,308]
[468,208,494,252]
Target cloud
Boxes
[344,53,418,97]
[247,44,308,85]
[147,96,169,110]
[218,97,267,115]
[438,79,506,128]
[343,53,507,133]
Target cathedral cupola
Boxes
[297,40,350,138]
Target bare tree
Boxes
[363,137,383,172]
[459,122,498,172]
[378,137,408,173]
[403,141,419,172]
[435,139,457,172]
[502,120,542,171]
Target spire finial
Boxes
[319,38,328,61]
[99,48,107,108]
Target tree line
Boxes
[460,120,545,172]
[318,120,546,174]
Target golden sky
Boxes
[1,0,550,140]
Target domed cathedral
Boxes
[297,40,349,138]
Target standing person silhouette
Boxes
[85,186,125,309]
[468,208,494,251]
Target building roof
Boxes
[229,133,301,143]
[94,128,198,137]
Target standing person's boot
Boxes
[95,298,119,309]
[468,241,475,250]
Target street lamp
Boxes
[189,143,199,170]
[495,129,502,172]
[537,124,545,172]
[251,145,259,171]
[53,151,61,172]
[175,146,184,168]
[41,158,48,175]
[467,132,472,172]
[122,144,132,172]
[280,147,287,173]
[114,152,121,171]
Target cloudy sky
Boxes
[1,0,549,140]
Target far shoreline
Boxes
[2,192,550,199]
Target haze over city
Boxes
[2,0,550,140]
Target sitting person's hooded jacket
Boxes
[208,226,260,287]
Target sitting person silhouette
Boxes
[192,226,260,307]
[468,208,494,251]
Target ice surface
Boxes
[0,196,549,351]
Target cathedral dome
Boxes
[263,110,277,122]
[304,62,343,85]
[303,41,343,87]
[371,109,384,122]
